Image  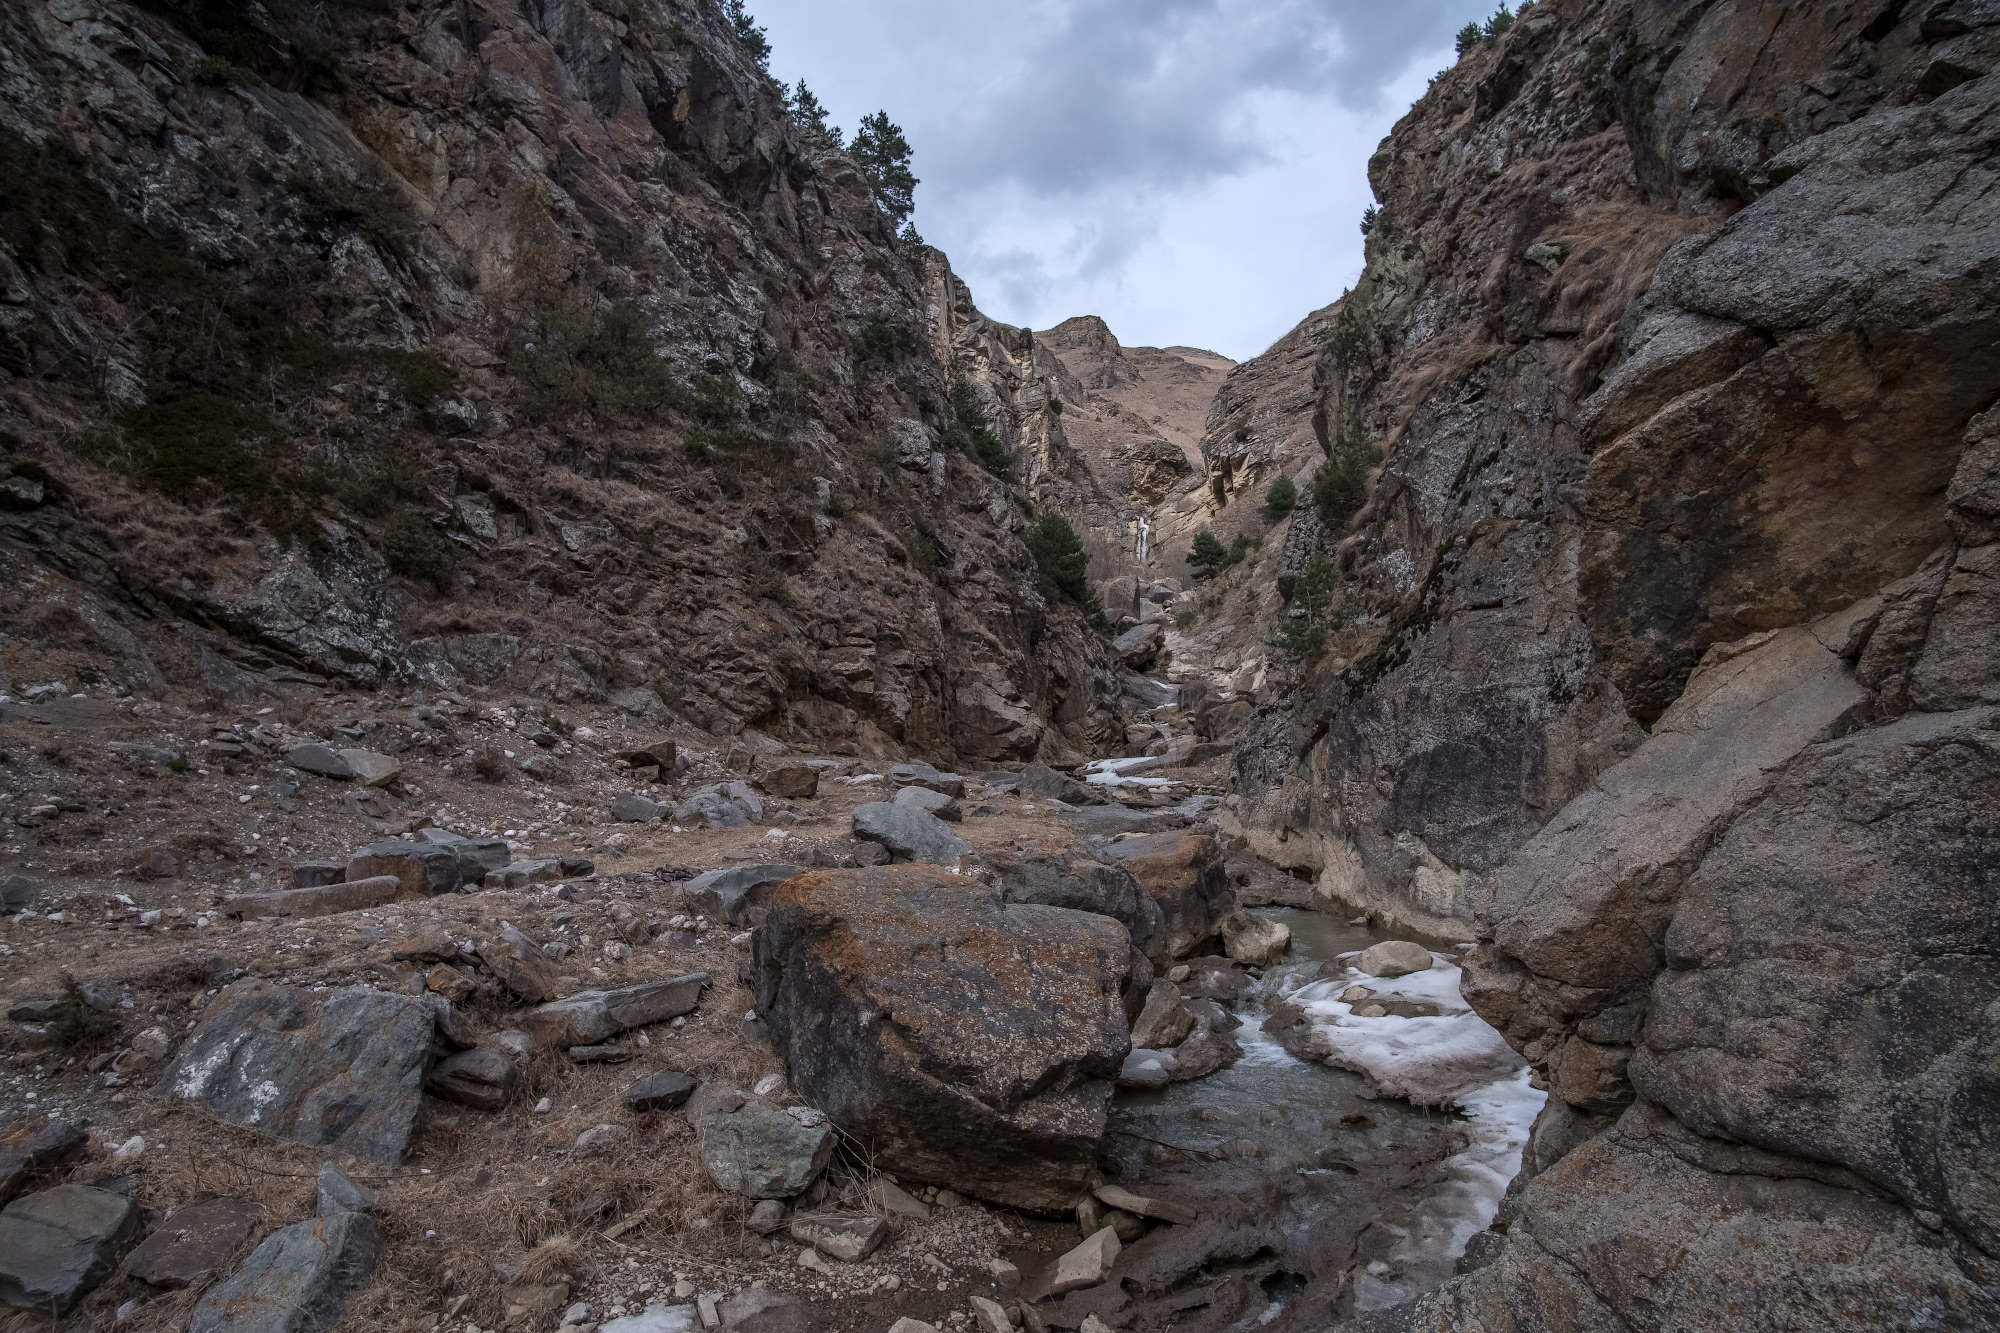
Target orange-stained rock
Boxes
[751,865,1133,1213]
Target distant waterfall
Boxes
[1137,516,1151,564]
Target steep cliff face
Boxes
[1208,0,1999,1324]
[0,0,1127,765]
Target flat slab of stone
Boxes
[188,1209,383,1333]
[688,1087,834,1199]
[682,865,805,927]
[0,1184,137,1313]
[1354,940,1435,978]
[522,974,709,1047]
[425,1048,515,1111]
[226,874,409,920]
[285,744,353,779]
[789,1212,888,1262]
[1093,1183,1195,1226]
[339,749,401,787]
[623,1071,698,1112]
[159,980,435,1164]
[601,1305,701,1333]
[123,1197,264,1288]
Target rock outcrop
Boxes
[751,865,1133,1212]
[0,0,1131,766]
[1196,1,2000,1325]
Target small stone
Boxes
[888,1320,939,1333]
[569,1044,634,1063]
[575,1124,630,1154]
[1352,941,1435,978]
[598,1301,700,1333]
[1049,1227,1120,1295]
[970,1296,1012,1333]
[1220,911,1290,967]
[789,1212,889,1262]
[317,1163,374,1217]
[1092,1183,1196,1226]
[698,1293,720,1329]
[427,963,477,1003]
[717,1287,806,1333]
[892,785,962,822]
[477,923,559,1003]
[754,765,819,800]
[866,1178,929,1220]
[623,1071,698,1112]
[746,1199,790,1235]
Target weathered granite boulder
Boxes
[0,1121,88,1205]
[752,866,1132,1212]
[158,981,435,1163]
[687,1087,833,1198]
[188,1209,383,1333]
[755,764,819,799]
[425,1048,516,1111]
[1016,761,1103,805]
[889,762,966,797]
[892,784,962,821]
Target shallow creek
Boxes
[1069,907,1542,1331]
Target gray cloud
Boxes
[755,0,1498,356]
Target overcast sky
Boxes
[751,0,1498,361]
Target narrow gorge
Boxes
[0,2,1993,1333]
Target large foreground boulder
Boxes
[752,866,1132,1212]
[158,981,435,1163]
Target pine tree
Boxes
[724,0,770,69]
[1262,476,1299,521]
[1025,511,1111,632]
[850,111,919,227]
[1187,530,1230,580]
[788,80,841,147]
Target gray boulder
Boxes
[425,1048,516,1111]
[992,843,1168,965]
[623,1070,698,1112]
[1353,940,1434,978]
[1,873,41,914]
[892,785,962,821]
[718,1287,806,1333]
[1111,621,1165,670]
[346,840,461,898]
[482,859,566,890]
[683,864,806,927]
[158,981,436,1163]
[752,865,1132,1212]
[851,801,973,865]
[0,1184,137,1313]
[415,829,510,883]
[339,749,401,787]
[687,1087,834,1198]
[889,763,967,797]
[315,1163,373,1217]
[612,792,667,823]
[188,1209,383,1333]
[674,792,750,829]
[1017,761,1103,806]
[523,974,709,1047]
[284,744,353,779]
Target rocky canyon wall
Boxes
[0,0,1131,767]
[1210,0,1998,1325]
